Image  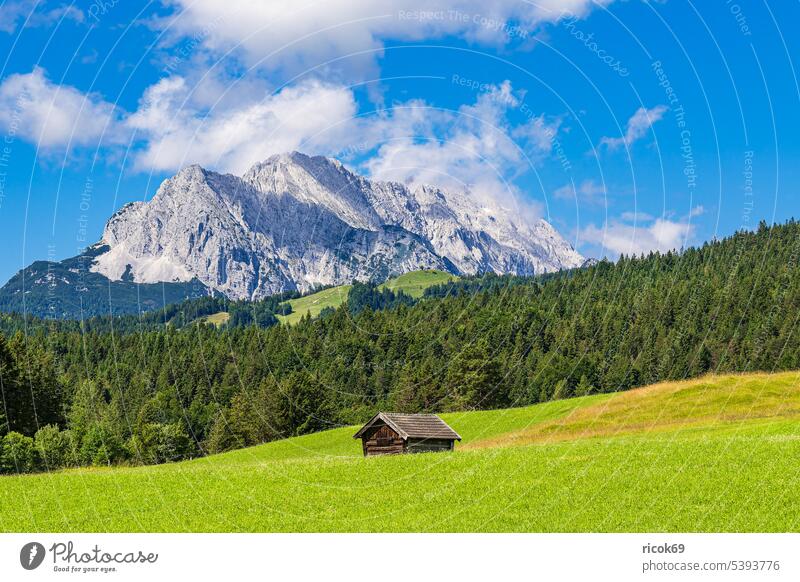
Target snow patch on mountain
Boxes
[93,244,193,283]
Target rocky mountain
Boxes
[91,152,584,300]
[0,152,585,317]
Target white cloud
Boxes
[580,207,704,257]
[0,67,126,149]
[0,68,360,172]
[0,0,34,33]
[0,1,84,34]
[362,81,557,217]
[689,204,705,217]
[554,179,605,205]
[161,0,612,79]
[511,113,561,154]
[127,76,359,173]
[601,105,668,150]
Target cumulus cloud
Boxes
[0,0,34,33]
[362,81,559,216]
[0,68,359,172]
[580,207,704,257]
[0,1,84,34]
[601,105,668,150]
[161,0,612,79]
[127,76,359,173]
[0,67,126,149]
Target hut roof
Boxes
[353,412,462,441]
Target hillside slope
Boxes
[2,372,799,532]
[276,269,456,325]
[0,245,209,319]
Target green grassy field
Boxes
[276,284,353,326]
[276,270,455,325]
[378,269,457,298]
[192,311,230,327]
[2,372,800,532]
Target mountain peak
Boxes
[87,152,583,300]
[242,152,380,231]
[175,163,208,180]
[246,151,342,173]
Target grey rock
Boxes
[92,152,584,300]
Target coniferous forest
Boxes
[1,220,799,474]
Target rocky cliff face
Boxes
[91,152,584,300]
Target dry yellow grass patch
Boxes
[465,371,800,449]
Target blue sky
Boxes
[0,0,797,284]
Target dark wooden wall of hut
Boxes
[362,423,406,456]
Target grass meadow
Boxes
[2,372,799,532]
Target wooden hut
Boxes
[353,412,462,456]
